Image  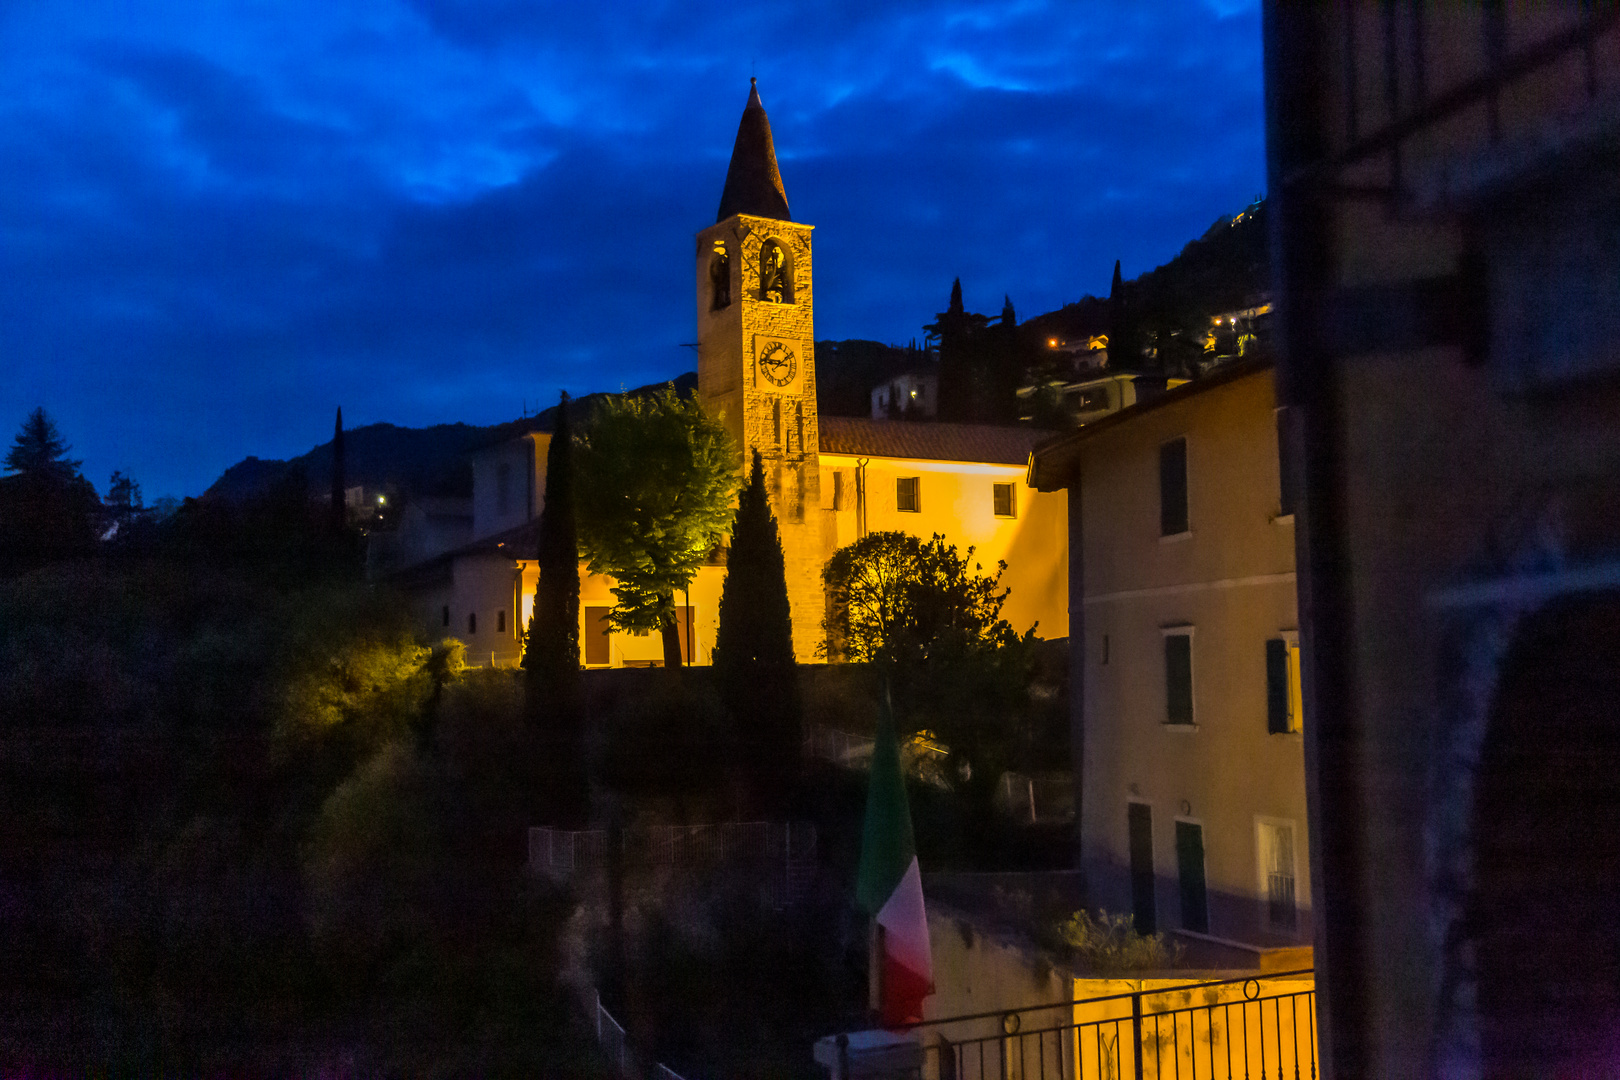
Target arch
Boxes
[1471,590,1620,1076]
[710,240,731,311]
[759,238,794,303]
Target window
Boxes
[1074,387,1108,411]
[1176,820,1209,933]
[1276,407,1298,518]
[442,605,450,628]
[585,606,612,665]
[992,482,1016,518]
[1160,437,1189,536]
[1266,637,1304,733]
[497,610,506,634]
[1258,820,1298,931]
[897,476,920,513]
[468,612,477,635]
[831,470,845,512]
[1128,803,1156,934]
[496,462,511,514]
[1164,630,1194,725]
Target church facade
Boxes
[385,82,1067,668]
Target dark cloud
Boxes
[0,0,1263,497]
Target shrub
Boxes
[1057,910,1183,974]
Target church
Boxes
[389,81,1069,667]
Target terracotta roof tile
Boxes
[819,417,1051,466]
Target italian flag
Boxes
[856,697,933,1028]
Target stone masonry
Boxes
[695,212,825,662]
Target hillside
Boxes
[204,372,697,503]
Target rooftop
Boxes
[820,417,1053,466]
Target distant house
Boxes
[1030,357,1308,957]
[869,369,939,419]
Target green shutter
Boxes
[1160,438,1189,535]
[1266,638,1290,733]
[1128,803,1156,934]
[1176,820,1208,933]
[1165,633,1193,725]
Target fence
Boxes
[530,821,818,905]
[994,771,1076,825]
[832,969,1316,1080]
[804,724,875,766]
[594,990,691,1080]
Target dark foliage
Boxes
[713,449,802,813]
[0,565,593,1074]
[523,393,588,827]
[813,339,932,418]
[926,279,1028,424]
[329,406,346,534]
[0,408,101,574]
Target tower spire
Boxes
[716,79,791,222]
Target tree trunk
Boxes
[660,605,684,668]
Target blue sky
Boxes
[0,0,1265,498]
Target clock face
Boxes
[758,340,797,387]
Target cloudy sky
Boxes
[1,0,1266,498]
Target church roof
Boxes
[716,79,791,223]
[819,417,1053,467]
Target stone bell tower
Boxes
[696,79,823,662]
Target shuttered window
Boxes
[897,477,920,513]
[1277,407,1298,518]
[1165,632,1194,725]
[1128,803,1156,935]
[992,483,1016,518]
[1266,638,1291,733]
[1176,821,1209,933]
[1160,437,1189,535]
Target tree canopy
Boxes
[822,530,1021,665]
[573,384,740,666]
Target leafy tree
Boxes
[574,385,740,667]
[522,393,587,825]
[823,531,1018,665]
[713,448,801,809]
[823,531,1037,809]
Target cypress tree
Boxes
[329,407,346,534]
[1107,259,1136,369]
[523,393,586,824]
[713,448,801,811]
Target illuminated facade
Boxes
[387,82,1068,666]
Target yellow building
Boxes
[1030,358,1306,953]
[387,81,1068,665]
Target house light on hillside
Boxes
[377,495,387,505]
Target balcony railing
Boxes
[828,969,1316,1080]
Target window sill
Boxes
[1271,513,1295,526]
[1162,723,1199,733]
[1159,531,1193,544]
[1268,729,1304,738]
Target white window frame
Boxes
[1161,624,1197,730]
[1254,816,1301,933]
[992,481,1017,519]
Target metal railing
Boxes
[530,821,818,906]
[836,969,1316,1080]
[594,990,691,1080]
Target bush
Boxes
[1057,910,1183,974]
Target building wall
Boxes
[471,433,547,541]
[1076,369,1307,946]
[819,452,1070,641]
[1268,9,1620,1074]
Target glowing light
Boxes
[1048,338,1059,348]
[377,495,387,505]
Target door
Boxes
[1176,820,1208,933]
[1128,803,1156,934]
